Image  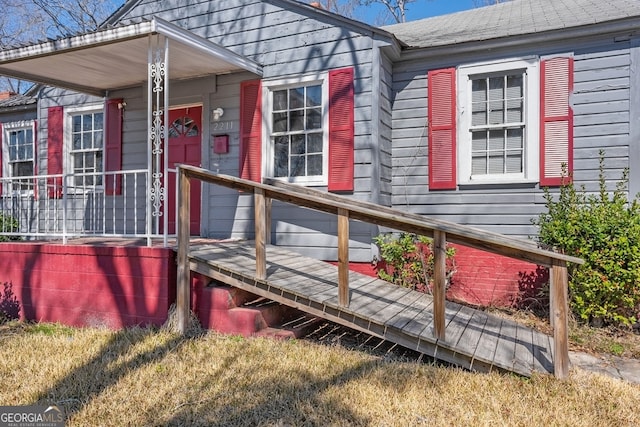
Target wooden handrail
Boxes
[176,164,582,378]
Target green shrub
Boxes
[0,212,19,242]
[373,232,456,294]
[533,152,640,327]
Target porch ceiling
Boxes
[0,17,263,97]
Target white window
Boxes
[66,106,104,188]
[458,58,539,184]
[262,74,329,185]
[2,121,35,192]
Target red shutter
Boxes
[239,79,262,182]
[428,68,457,190]
[105,98,123,195]
[540,57,574,186]
[47,106,64,199]
[0,122,3,197]
[328,67,354,192]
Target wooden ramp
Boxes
[188,241,555,377]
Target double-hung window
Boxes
[263,75,329,185]
[68,108,104,188]
[457,58,539,184]
[428,57,571,190]
[240,68,354,191]
[2,122,35,193]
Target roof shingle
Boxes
[382,0,640,48]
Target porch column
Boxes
[147,34,170,246]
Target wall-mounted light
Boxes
[212,107,224,121]
[118,101,127,110]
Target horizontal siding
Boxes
[391,38,633,239]
[114,0,382,261]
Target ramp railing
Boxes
[175,164,583,378]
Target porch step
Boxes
[195,281,320,339]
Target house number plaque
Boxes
[212,121,234,131]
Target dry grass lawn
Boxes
[0,321,638,427]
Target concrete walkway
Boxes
[570,351,640,384]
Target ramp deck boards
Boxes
[188,241,555,377]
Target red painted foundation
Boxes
[339,245,547,308]
[447,245,547,307]
[0,242,176,328]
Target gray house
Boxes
[0,0,639,305]
[385,0,640,238]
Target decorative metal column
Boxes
[147,34,169,246]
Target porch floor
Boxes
[187,241,556,377]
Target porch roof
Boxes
[0,17,263,97]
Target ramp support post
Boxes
[433,230,446,340]
[338,208,350,307]
[551,259,570,379]
[176,167,191,335]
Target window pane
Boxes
[96,151,103,173]
[95,130,103,149]
[94,113,103,131]
[307,154,322,175]
[488,154,505,174]
[273,90,287,111]
[307,133,323,153]
[506,75,523,98]
[488,129,504,151]
[290,155,305,177]
[73,116,82,133]
[471,131,487,152]
[506,152,522,173]
[9,146,17,161]
[291,135,305,155]
[506,128,523,150]
[274,136,289,177]
[289,110,304,131]
[306,107,322,130]
[74,153,83,171]
[488,100,504,125]
[13,161,32,178]
[506,99,523,123]
[73,134,82,150]
[472,154,487,175]
[186,123,199,137]
[488,76,504,100]
[84,134,94,150]
[289,87,305,109]
[307,85,322,106]
[273,112,288,133]
[83,114,93,131]
[85,152,94,168]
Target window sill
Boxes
[457,179,539,190]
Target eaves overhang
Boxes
[0,17,263,97]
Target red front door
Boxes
[167,106,202,235]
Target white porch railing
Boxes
[0,169,171,245]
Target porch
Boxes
[0,17,263,247]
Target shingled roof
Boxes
[0,92,36,109]
[383,0,640,48]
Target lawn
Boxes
[0,321,638,426]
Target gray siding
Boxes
[114,0,386,261]
[390,36,634,239]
